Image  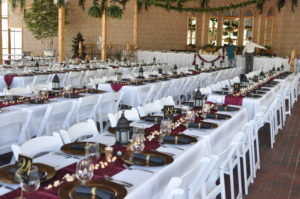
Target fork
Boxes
[104,175,133,187]
[122,163,154,174]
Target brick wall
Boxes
[7,0,300,58]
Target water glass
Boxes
[15,166,40,199]
[76,158,94,185]
[131,128,145,152]
[160,119,172,136]
[85,143,100,163]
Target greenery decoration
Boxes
[71,32,86,58]
[24,0,59,49]
[107,5,124,18]
[86,0,128,18]
[256,0,266,13]
[292,0,298,12]
[277,0,286,12]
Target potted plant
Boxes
[24,0,62,56]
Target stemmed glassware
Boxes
[85,143,100,164]
[15,166,40,199]
[182,108,195,127]
[76,158,94,185]
[160,119,172,136]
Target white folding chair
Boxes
[81,70,97,86]
[65,71,83,87]
[59,119,99,144]
[160,177,182,199]
[108,108,140,128]
[97,92,123,132]
[72,95,101,123]
[137,101,163,117]
[11,133,63,161]
[31,74,52,86]
[4,87,32,95]
[0,110,32,155]
[160,96,176,106]
[37,100,76,136]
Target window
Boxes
[10,28,22,60]
[243,9,254,45]
[222,9,239,45]
[187,16,197,45]
[264,8,274,47]
[208,12,218,46]
[2,0,8,60]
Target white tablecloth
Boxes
[137,50,290,71]
[99,67,244,107]
[2,105,248,198]
[207,74,295,120]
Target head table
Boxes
[0,103,248,199]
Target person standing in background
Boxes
[243,37,267,73]
[226,40,237,68]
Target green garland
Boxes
[151,0,268,13]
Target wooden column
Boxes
[101,7,107,61]
[0,2,3,64]
[58,7,65,62]
[200,12,206,47]
[133,0,138,62]
[8,28,11,60]
[256,14,262,45]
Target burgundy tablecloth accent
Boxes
[111,83,124,92]
[224,95,244,106]
[111,66,119,69]
[193,71,201,75]
[4,75,14,89]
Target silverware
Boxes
[104,175,133,187]
[53,152,80,159]
[161,144,184,151]
[122,163,154,174]
[0,185,15,191]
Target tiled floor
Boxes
[245,99,300,199]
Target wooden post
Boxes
[0,2,3,64]
[126,43,130,61]
[133,0,138,62]
[101,6,107,61]
[58,7,65,62]
[8,28,11,60]
[256,14,262,45]
[289,49,296,73]
[200,12,206,47]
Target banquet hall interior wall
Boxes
[7,0,300,58]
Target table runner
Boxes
[224,95,244,106]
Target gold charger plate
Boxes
[123,151,173,167]
[61,142,106,156]
[0,163,56,184]
[162,134,197,145]
[58,179,127,199]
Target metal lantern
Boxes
[281,64,284,71]
[211,62,215,67]
[195,64,199,70]
[139,66,144,77]
[272,66,275,71]
[52,74,60,90]
[173,64,178,74]
[201,61,205,67]
[34,62,39,72]
[194,90,205,108]
[158,68,163,74]
[115,111,130,146]
[31,58,34,67]
[220,60,224,67]
[153,57,156,64]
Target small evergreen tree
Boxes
[72,32,86,59]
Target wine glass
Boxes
[85,143,100,163]
[131,128,145,152]
[15,166,40,199]
[76,158,94,185]
[160,119,172,136]
[182,108,195,127]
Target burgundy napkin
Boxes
[4,74,14,89]
[224,95,244,106]
[111,83,123,92]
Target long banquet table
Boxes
[137,50,290,72]
[1,104,248,198]
[207,73,295,120]
[99,67,244,107]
